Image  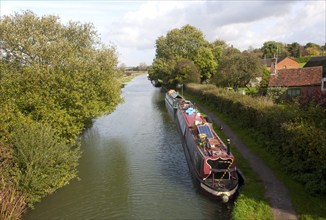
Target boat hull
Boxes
[165,91,241,201]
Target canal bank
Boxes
[196,104,298,220]
[25,75,233,220]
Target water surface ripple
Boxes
[25,75,232,220]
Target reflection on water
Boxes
[25,75,232,220]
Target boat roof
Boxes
[198,125,214,138]
[181,108,203,127]
[167,89,182,99]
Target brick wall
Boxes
[276,57,300,70]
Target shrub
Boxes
[10,121,81,205]
[281,122,326,194]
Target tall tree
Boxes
[0,11,122,138]
[215,51,263,90]
[173,59,200,84]
[149,25,217,86]
[261,41,289,58]
[288,42,302,57]
[0,10,123,211]
[209,40,227,63]
[305,42,322,56]
[193,47,217,82]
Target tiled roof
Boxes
[268,66,322,87]
[261,57,298,67]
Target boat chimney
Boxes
[227,139,231,155]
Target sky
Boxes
[1,0,325,67]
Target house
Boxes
[262,57,300,74]
[268,66,323,97]
[304,56,326,91]
[304,56,326,75]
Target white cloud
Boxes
[1,0,325,66]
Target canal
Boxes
[25,74,232,220]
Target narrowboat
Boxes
[165,90,243,202]
[165,89,183,115]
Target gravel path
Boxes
[198,105,298,220]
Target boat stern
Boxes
[200,182,238,202]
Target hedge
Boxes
[186,83,326,195]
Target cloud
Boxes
[108,1,191,50]
[1,0,325,66]
[109,0,323,55]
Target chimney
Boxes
[271,55,278,75]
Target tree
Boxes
[138,62,147,71]
[193,47,217,82]
[149,25,217,86]
[288,42,302,57]
[261,41,289,58]
[173,59,200,84]
[215,51,263,90]
[155,25,208,60]
[0,10,122,211]
[209,40,227,63]
[148,58,176,86]
[305,42,322,56]
[0,10,122,141]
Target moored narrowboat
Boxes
[165,89,243,202]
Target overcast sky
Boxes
[1,0,325,66]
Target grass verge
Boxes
[120,71,147,84]
[184,92,273,220]
[217,128,273,220]
[184,91,326,220]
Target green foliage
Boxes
[293,56,312,64]
[193,47,217,82]
[0,11,122,142]
[209,40,227,63]
[11,121,81,205]
[215,52,264,90]
[281,122,326,194]
[259,41,325,58]
[305,42,322,56]
[0,10,123,216]
[155,25,207,59]
[266,87,288,103]
[186,83,326,196]
[211,129,272,220]
[261,41,289,58]
[174,59,200,84]
[187,94,273,220]
[148,58,177,85]
[149,25,218,86]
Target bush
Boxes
[281,122,326,194]
[10,121,81,206]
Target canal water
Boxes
[25,75,232,220]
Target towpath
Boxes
[198,105,298,220]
